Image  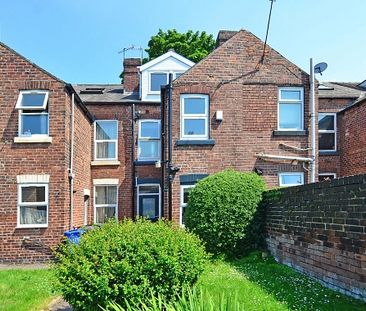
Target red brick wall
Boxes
[167,30,314,223]
[338,100,366,176]
[0,44,70,262]
[318,98,354,177]
[265,174,366,301]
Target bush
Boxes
[53,219,208,310]
[185,170,266,257]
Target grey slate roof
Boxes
[73,84,141,103]
[318,82,364,98]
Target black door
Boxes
[139,194,159,221]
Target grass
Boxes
[0,269,57,311]
[0,253,365,311]
[198,252,366,311]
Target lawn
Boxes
[198,253,366,311]
[0,254,365,311]
[0,269,57,311]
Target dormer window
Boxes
[150,73,168,92]
[15,90,49,138]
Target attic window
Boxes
[15,90,49,110]
[150,73,168,92]
[80,88,105,94]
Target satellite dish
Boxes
[314,62,328,75]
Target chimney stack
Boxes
[123,58,141,94]
[215,30,238,48]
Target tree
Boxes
[145,29,216,63]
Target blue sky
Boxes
[0,1,365,84]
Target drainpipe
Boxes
[167,73,173,221]
[132,103,136,219]
[310,58,316,183]
[69,93,75,229]
[160,87,166,218]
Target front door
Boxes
[139,194,159,221]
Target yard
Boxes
[0,253,365,311]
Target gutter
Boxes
[131,104,136,219]
[69,93,75,229]
[167,73,173,221]
[310,59,316,183]
[160,86,166,219]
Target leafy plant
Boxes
[185,169,266,257]
[53,219,208,311]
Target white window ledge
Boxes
[16,225,48,229]
[91,160,120,166]
[14,136,52,144]
[93,178,119,185]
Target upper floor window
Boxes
[180,94,209,140]
[318,113,336,152]
[278,172,304,187]
[94,120,118,160]
[278,87,304,131]
[18,184,48,228]
[149,72,183,93]
[150,72,168,92]
[138,120,160,161]
[15,90,49,137]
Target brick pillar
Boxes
[123,58,141,94]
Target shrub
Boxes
[53,219,208,310]
[185,169,266,257]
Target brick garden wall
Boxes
[264,174,366,300]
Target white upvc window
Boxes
[94,120,118,160]
[278,87,304,131]
[318,113,337,152]
[94,185,118,224]
[180,185,195,225]
[318,173,336,181]
[180,94,209,140]
[17,184,48,228]
[149,72,168,93]
[278,172,304,187]
[138,120,161,161]
[15,90,50,137]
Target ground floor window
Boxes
[94,185,118,224]
[180,185,195,225]
[18,184,48,227]
[318,173,336,181]
[137,184,160,221]
[278,172,304,187]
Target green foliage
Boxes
[53,219,208,311]
[185,170,266,257]
[146,29,216,63]
[104,287,244,311]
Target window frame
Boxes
[318,173,337,181]
[318,112,337,152]
[180,94,209,140]
[278,172,304,187]
[148,72,169,94]
[18,110,49,137]
[94,120,118,161]
[15,90,49,110]
[137,183,161,219]
[277,87,304,131]
[180,185,195,226]
[17,183,48,228]
[93,185,118,224]
[138,120,161,161]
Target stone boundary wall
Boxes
[264,174,366,301]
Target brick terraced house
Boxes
[318,82,366,180]
[4,29,360,262]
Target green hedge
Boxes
[185,170,266,257]
[53,219,208,310]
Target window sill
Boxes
[319,151,338,156]
[176,139,215,146]
[91,160,120,166]
[16,225,48,229]
[14,136,52,144]
[273,130,307,137]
